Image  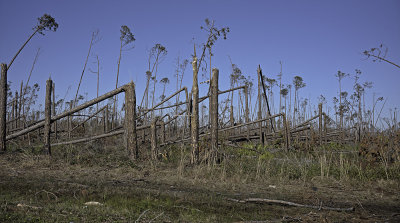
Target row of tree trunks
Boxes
[2,80,138,160]
[6,85,126,141]
[41,80,139,158]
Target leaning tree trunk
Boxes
[74,32,95,107]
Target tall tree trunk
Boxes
[210,68,219,164]
[293,89,297,126]
[279,61,282,128]
[176,57,180,131]
[74,32,95,107]
[191,57,199,164]
[95,55,100,124]
[8,29,39,70]
[339,79,342,130]
[289,87,292,125]
[160,84,166,117]
[22,48,40,117]
[150,55,161,119]
[113,40,123,128]
[257,67,262,144]
[0,64,7,151]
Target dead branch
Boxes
[35,189,58,201]
[227,197,354,212]
[135,209,150,223]
[149,211,164,223]
[70,105,107,132]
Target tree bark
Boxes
[68,101,72,139]
[43,79,52,155]
[257,67,262,145]
[210,68,219,163]
[282,113,290,150]
[0,64,7,151]
[113,41,123,129]
[191,57,199,164]
[244,86,249,140]
[151,118,158,160]
[160,120,165,144]
[319,103,323,145]
[124,82,138,159]
[52,82,57,139]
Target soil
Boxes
[0,154,399,222]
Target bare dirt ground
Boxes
[0,152,399,222]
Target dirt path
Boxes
[0,155,399,222]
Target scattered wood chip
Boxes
[17,203,42,209]
[84,201,103,206]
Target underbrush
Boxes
[1,136,400,222]
[6,135,400,185]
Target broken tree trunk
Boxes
[191,56,199,164]
[188,92,192,135]
[184,89,189,137]
[210,68,219,163]
[319,103,322,145]
[244,86,250,140]
[124,82,138,159]
[160,120,165,144]
[11,98,15,132]
[151,117,158,160]
[43,79,52,155]
[52,82,57,139]
[18,81,23,130]
[68,101,72,139]
[282,113,290,150]
[0,64,7,152]
[258,65,275,133]
[13,92,18,130]
[104,105,109,133]
[102,108,106,133]
[230,94,234,127]
[324,113,328,143]
[257,67,263,145]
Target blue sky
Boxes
[0,0,399,124]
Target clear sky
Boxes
[0,0,399,125]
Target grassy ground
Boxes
[1,138,399,222]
